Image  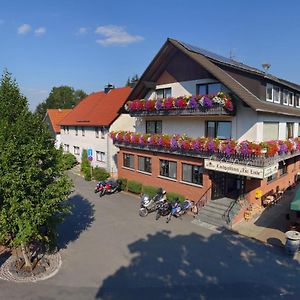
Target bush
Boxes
[62,153,77,170]
[92,167,110,181]
[81,149,92,181]
[84,171,92,181]
[127,180,142,194]
[166,192,185,202]
[118,177,128,191]
[142,185,160,198]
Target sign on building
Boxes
[204,159,278,179]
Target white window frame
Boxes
[273,86,281,104]
[96,151,106,162]
[73,146,80,155]
[266,83,273,102]
[101,127,105,139]
[295,94,300,108]
[64,144,69,153]
[283,90,289,106]
[288,91,294,107]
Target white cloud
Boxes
[95,25,144,46]
[77,27,88,35]
[18,23,31,34]
[34,27,46,36]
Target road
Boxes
[0,172,300,299]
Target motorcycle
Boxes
[139,188,167,217]
[155,200,172,220]
[98,179,121,197]
[94,181,106,194]
[166,198,193,223]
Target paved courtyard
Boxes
[0,172,300,300]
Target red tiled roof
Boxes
[60,87,132,126]
[47,109,73,133]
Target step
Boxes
[200,205,227,215]
[198,209,225,220]
[197,214,228,227]
[206,200,234,210]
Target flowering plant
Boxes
[111,132,300,158]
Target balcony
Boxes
[124,93,235,117]
[111,131,300,168]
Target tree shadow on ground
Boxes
[96,230,300,300]
[0,251,10,267]
[56,194,95,250]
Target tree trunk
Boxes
[21,244,32,271]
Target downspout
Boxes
[106,126,112,174]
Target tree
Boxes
[0,71,72,270]
[126,74,140,88]
[35,86,87,118]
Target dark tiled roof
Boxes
[178,40,300,92]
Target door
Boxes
[211,172,226,200]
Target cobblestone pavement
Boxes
[0,171,300,300]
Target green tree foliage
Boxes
[35,86,87,118]
[0,71,72,268]
[126,74,140,87]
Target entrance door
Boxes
[211,172,226,200]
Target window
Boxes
[295,94,300,108]
[182,164,203,185]
[66,126,69,134]
[81,126,85,136]
[156,88,171,99]
[138,156,152,173]
[95,127,99,138]
[73,146,80,155]
[273,86,280,103]
[267,173,277,182]
[75,126,78,136]
[263,122,279,140]
[96,151,106,162]
[101,127,105,139]
[160,160,177,179]
[206,121,231,139]
[64,144,69,153]
[278,161,287,176]
[282,90,289,105]
[146,120,162,134]
[197,82,223,95]
[266,84,273,102]
[266,84,280,103]
[286,122,294,138]
[288,91,294,107]
[123,153,134,169]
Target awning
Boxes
[290,187,300,211]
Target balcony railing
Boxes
[111,131,300,168]
[124,93,235,117]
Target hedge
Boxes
[62,153,77,170]
[118,178,128,191]
[166,192,185,202]
[92,167,110,181]
[127,180,142,194]
[142,185,160,198]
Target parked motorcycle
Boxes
[99,179,121,197]
[94,181,106,194]
[166,198,193,223]
[139,188,167,217]
[155,200,172,220]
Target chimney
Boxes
[104,83,115,94]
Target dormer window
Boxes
[266,84,280,103]
[295,94,300,108]
[197,82,223,95]
[155,88,171,99]
[282,90,289,106]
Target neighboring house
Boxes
[112,38,300,223]
[44,109,72,149]
[60,85,134,175]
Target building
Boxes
[60,85,134,175]
[111,38,300,223]
[44,108,72,149]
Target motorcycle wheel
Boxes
[139,208,148,217]
[99,190,105,197]
[155,212,161,220]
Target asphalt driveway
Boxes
[0,172,300,300]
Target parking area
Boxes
[0,172,300,300]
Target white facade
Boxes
[60,114,135,174]
[135,79,300,142]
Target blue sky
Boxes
[1,0,300,110]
